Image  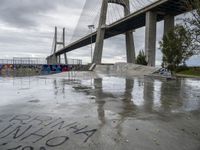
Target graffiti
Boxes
[7,146,45,150]
[41,65,70,74]
[45,136,69,147]
[0,64,73,76]
[0,114,97,150]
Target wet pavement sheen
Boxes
[0,75,200,150]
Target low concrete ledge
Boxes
[94,63,159,77]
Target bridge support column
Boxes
[50,56,53,64]
[164,15,174,35]
[52,55,57,64]
[58,55,61,64]
[46,57,49,64]
[125,31,135,63]
[48,57,52,64]
[47,27,66,65]
[145,11,157,67]
[124,0,135,63]
[93,0,108,64]
[93,0,135,64]
[64,53,68,64]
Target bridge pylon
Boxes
[47,27,67,65]
[145,12,174,67]
[93,0,135,64]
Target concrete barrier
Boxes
[94,63,158,77]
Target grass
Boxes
[176,67,200,77]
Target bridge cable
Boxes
[116,1,124,18]
[70,0,101,43]
[120,0,131,13]
[113,2,122,22]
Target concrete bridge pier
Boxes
[145,12,174,67]
[92,0,108,64]
[145,11,157,67]
[48,57,52,64]
[125,31,135,63]
[51,55,58,64]
[47,27,66,65]
[46,57,49,64]
[58,55,61,64]
[93,0,135,64]
[164,15,174,35]
[64,53,68,64]
[124,0,135,63]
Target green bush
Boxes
[136,50,147,66]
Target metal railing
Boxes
[0,57,82,65]
[0,58,46,65]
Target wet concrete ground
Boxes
[0,73,200,150]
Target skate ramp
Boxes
[94,63,158,77]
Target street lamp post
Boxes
[88,25,95,63]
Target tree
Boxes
[159,25,193,71]
[136,50,147,65]
[184,0,200,54]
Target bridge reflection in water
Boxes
[61,76,200,123]
[6,76,200,118]
[0,76,200,149]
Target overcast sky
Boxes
[0,0,199,66]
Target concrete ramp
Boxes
[94,63,158,77]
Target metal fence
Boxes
[0,57,82,65]
[64,58,82,65]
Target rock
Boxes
[156,129,160,133]
[89,96,96,99]
[153,138,160,145]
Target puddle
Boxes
[28,99,40,103]
[0,75,200,149]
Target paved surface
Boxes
[0,72,200,150]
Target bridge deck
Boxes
[48,0,188,58]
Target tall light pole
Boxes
[88,25,95,63]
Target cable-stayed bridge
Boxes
[46,0,192,66]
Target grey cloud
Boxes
[0,0,83,27]
[0,0,199,66]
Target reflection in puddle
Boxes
[0,76,200,149]
[0,76,200,118]
[74,77,200,115]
